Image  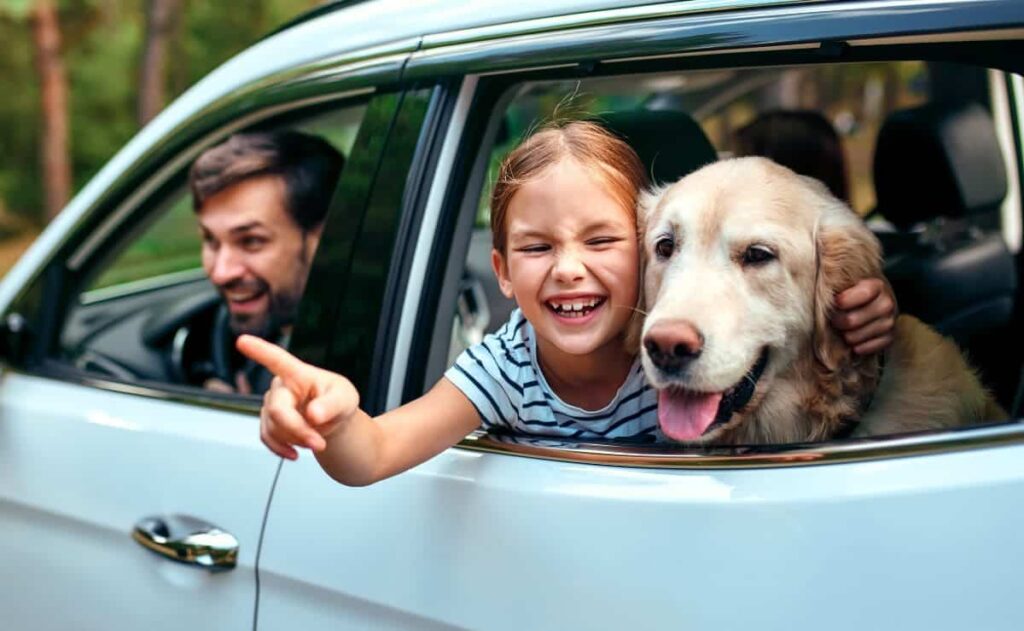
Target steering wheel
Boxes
[209,302,235,385]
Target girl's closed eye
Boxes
[586,236,622,248]
[516,243,551,254]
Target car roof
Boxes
[268,0,684,43]
[233,0,688,89]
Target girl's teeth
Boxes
[549,298,602,315]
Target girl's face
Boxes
[491,158,640,361]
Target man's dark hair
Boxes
[189,130,344,231]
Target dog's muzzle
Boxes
[656,348,770,442]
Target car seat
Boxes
[873,101,1018,404]
[600,109,719,186]
[733,109,849,203]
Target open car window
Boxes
[56,101,369,394]
[441,59,1023,448]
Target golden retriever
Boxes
[637,157,1004,444]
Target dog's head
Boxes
[638,157,882,444]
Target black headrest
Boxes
[735,110,848,202]
[874,102,1007,230]
[600,110,718,185]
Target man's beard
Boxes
[222,278,301,340]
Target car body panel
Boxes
[258,442,1024,630]
[0,372,276,630]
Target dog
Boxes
[636,157,1005,444]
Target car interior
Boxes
[57,104,367,391]
[449,59,1024,429]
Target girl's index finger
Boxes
[236,334,311,382]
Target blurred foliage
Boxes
[0,0,319,226]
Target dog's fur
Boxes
[637,157,1004,444]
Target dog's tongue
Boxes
[658,389,724,441]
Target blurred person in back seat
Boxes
[735,110,849,203]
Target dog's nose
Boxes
[643,320,704,374]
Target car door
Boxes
[0,72,407,631]
[256,2,1024,630]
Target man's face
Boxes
[198,175,322,338]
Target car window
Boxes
[84,106,366,295]
[58,100,369,394]
[88,193,199,291]
[443,59,1021,446]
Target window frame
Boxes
[290,86,441,406]
[8,86,412,410]
[390,0,1024,467]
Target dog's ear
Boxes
[812,198,884,371]
[624,185,668,352]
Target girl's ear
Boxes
[491,248,514,298]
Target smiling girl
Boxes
[238,120,895,485]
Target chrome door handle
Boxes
[132,514,239,571]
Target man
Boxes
[189,130,344,393]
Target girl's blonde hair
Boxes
[490,120,648,254]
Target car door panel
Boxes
[257,438,1024,630]
[0,372,273,630]
[0,79,405,629]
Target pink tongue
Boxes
[658,390,724,442]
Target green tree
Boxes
[0,0,317,228]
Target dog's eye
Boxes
[742,244,776,266]
[654,237,674,260]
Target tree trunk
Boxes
[30,0,71,222]
[138,0,182,125]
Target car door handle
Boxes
[132,514,239,571]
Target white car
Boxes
[2,1,1024,629]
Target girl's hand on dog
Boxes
[237,334,360,460]
[831,278,898,356]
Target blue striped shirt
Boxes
[444,309,662,442]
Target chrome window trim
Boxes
[457,422,1024,469]
[68,87,376,271]
[1013,74,1024,220]
[11,365,261,415]
[81,267,208,305]
[990,69,1023,254]
[605,42,820,65]
[386,76,479,410]
[846,27,1024,47]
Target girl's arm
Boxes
[238,335,481,487]
[831,278,898,355]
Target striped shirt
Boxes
[444,309,662,442]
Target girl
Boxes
[238,120,896,486]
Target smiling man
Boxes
[189,130,343,393]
